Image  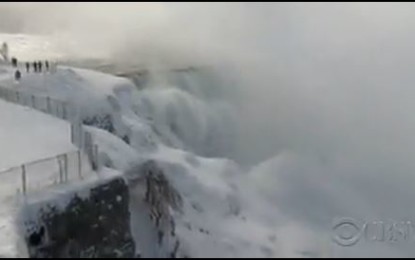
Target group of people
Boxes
[25,60,50,73]
[11,57,51,73]
[1,42,56,81]
[13,57,55,81]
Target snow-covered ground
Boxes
[0,98,75,172]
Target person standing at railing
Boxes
[38,61,42,72]
[11,57,17,68]
[25,62,30,73]
[14,70,21,81]
[45,60,49,72]
[33,61,38,73]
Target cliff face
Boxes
[16,160,186,258]
[19,177,136,258]
[126,160,184,258]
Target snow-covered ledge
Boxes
[16,168,136,258]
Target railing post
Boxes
[31,95,35,109]
[20,92,24,106]
[62,103,67,120]
[64,153,68,182]
[81,125,85,148]
[47,97,51,114]
[67,103,72,121]
[21,164,26,195]
[58,155,63,184]
[94,144,99,171]
[78,150,82,180]
[71,123,74,144]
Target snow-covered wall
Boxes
[17,175,135,258]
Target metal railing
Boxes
[71,122,100,171]
[0,86,70,121]
[0,149,96,196]
[0,84,100,166]
[0,84,102,195]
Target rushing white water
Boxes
[131,70,238,159]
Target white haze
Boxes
[3,2,415,256]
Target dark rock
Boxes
[28,226,45,247]
[22,178,135,258]
[82,114,115,134]
[157,230,164,245]
[191,202,204,213]
[122,135,130,145]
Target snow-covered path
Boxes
[0,99,76,172]
[0,196,21,258]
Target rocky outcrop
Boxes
[19,159,191,258]
[20,177,136,258]
[126,160,184,258]
[83,114,115,134]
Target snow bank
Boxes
[85,126,140,171]
[0,99,75,171]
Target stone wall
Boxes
[20,177,136,258]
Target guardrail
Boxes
[0,86,70,120]
[0,149,95,196]
[0,84,102,195]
